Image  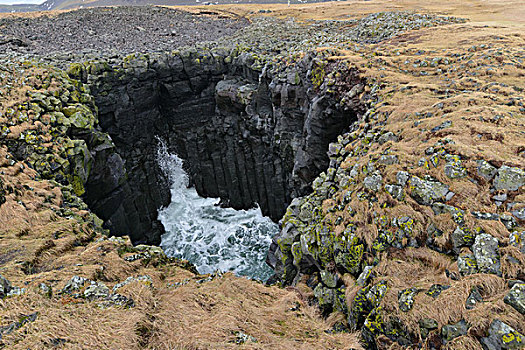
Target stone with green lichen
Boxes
[444,154,467,178]
[333,287,348,314]
[0,274,12,298]
[442,320,469,343]
[313,284,335,313]
[366,281,388,308]
[425,284,450,299]
[364,307,384,335]
[291,241,303,267]
[398,288,418,312]
[472,233,501,276]
[451,226,477,252]
[504,283,525,315]
[316,224,336,266]
[477,160,498,180]
[458,254,479,276]
[432,203,465,225]
[320,269,338,288]
[419,318,438,338]
[334,232,364,275]
[408,175,449,206]
[493,166,525,191]
[357,266,374,287]
[481,320,525,350]
[363,172,383,191]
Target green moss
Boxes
[310,61,326,89]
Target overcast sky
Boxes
[0,0,46,4]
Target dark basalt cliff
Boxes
[72,49,365,245]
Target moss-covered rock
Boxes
[481,320,525,350]
[408,175,449,206]
[504,283,525,315]
[493,166,525,191]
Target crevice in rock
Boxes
[79,50,366,245]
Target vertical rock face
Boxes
[75,50,365,244]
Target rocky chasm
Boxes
[1,4,524,349]
[72,50,365,246]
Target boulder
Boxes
[504,283,525,315]
[472,234,502,276]
[480,320,525,350]
[493,166,525,191]
[442,320,469,343]
[408,176,449,205]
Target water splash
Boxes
[157,141,277,281]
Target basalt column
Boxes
[79,50,365,245]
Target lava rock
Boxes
[441,320,469,343]
[480,320,525,350]
[493,166,525,191]
[504,283,525,315]
[408,176,449,205]
[472,233,501,276]
[465,287,483,310]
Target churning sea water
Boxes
[157,142,278,281]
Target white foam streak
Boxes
[157,141,276,280]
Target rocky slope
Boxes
[0,1,524,349]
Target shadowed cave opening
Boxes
[82,52,365,267]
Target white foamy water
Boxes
[157,142,277,281]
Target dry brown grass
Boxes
[1,0,524,348]
[373,250,523,340]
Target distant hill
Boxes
[0,0,303,13]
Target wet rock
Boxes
[472,233,501,276]
[480,320,525,350]
[476,160,498,181]
[408,176,449,205]
[465,287,483,310]
[493,166,525,191]
[504,283,525,315]
[441,320,469,343]
[398,288,418,312]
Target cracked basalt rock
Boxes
[493,166,525,191]
[504,283,525,315]
[80,49,364,244]
[480,320,525,350]
[472,233,502,276]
